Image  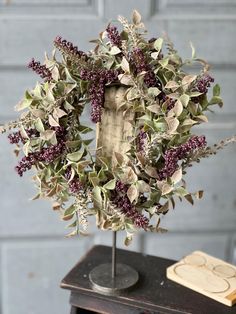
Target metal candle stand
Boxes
[89,231,139,296]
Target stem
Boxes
[112,231,117,279]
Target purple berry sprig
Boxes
[158,135,207,180]
[137,129,147,152]
[64,167,83,194]
[106,24,122,48]
[192,74,215,103]
[14,126,67,177]
[8,131,23,144]
[15,140,66,177]
[130,47,159,88]
[54,36,87,59]
[68,179,83,194]
[196,74,214,94]
[8,129,39,145]
[28,58,52,82]
[112,181,149,230]
[80,68,119,123]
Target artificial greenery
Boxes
[1,10,235,244]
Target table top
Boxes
[61,245,236,314]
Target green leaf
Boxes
[173,100,183,116]
[190,91,203,97]
[49,115,59,127]
[179,94,190,107]
[83,139,93,146]
[77,160,91,173]
[171,168,182,184]
[92,186,103,209]
[109,46,121,55]
[145,166,159,178]
[78,125,94,134]
[33,83,43,99]
[35,118,45,133]
[31,109,45,118]
[114,152,125,166]
[182,75,197,91]
[124,235,133,246]
[147,104,160,114]
[103,179,116,190]
[23,141,30,156]
[154,38,163,51]
[53,108,67,119]
[88,171,100,187]
[98,168,107,181]
[165,81,179,90]
[67,149,84,162]
[166,117,179,134]
[126,87,140,100]
[40,130,56,141]
[159,58,169,68]
[96,156,109,170]
[175,186,188,197]
[118,74,133,85]
[64,101,75,111]
[196,115,208,123]
[15,98,32,111]
[66,220,77,228]
[65,140,82,149]
[137,180,151,193]
[25,90,33,100]
[64,204,76,217]
[120,57,130,73]
[64,68,76,83]
[127,184,139,203]
[185,194,194,205]
[62,205,76,221]
[213,84,220,96]
[209,96,223,107]
[148,87,161,97]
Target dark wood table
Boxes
[61,245,236,314]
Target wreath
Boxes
[1,10,235,244]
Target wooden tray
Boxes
[167,251,236,306]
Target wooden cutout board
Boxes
[167,251,236,306]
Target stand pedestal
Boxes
[61,245,236,314]
[88,231,139,296]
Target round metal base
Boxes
[89,263,139,296]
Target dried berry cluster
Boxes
[8,129,39,144]
[106,24,122,48]
[65,167,83,194]
[15,126,67,176]
[158,136,207,180]
[54,36,87,59]
[28,58,52,82]
[137,129,147,152]
[80,68,119,122]
[112,181,149,229]
[192,74,214,103]
[130,48,159,88]
[196,74,214,94]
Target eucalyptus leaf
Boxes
[67,149,84,162]
[154,38,163,51]
[103,179,116,190]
